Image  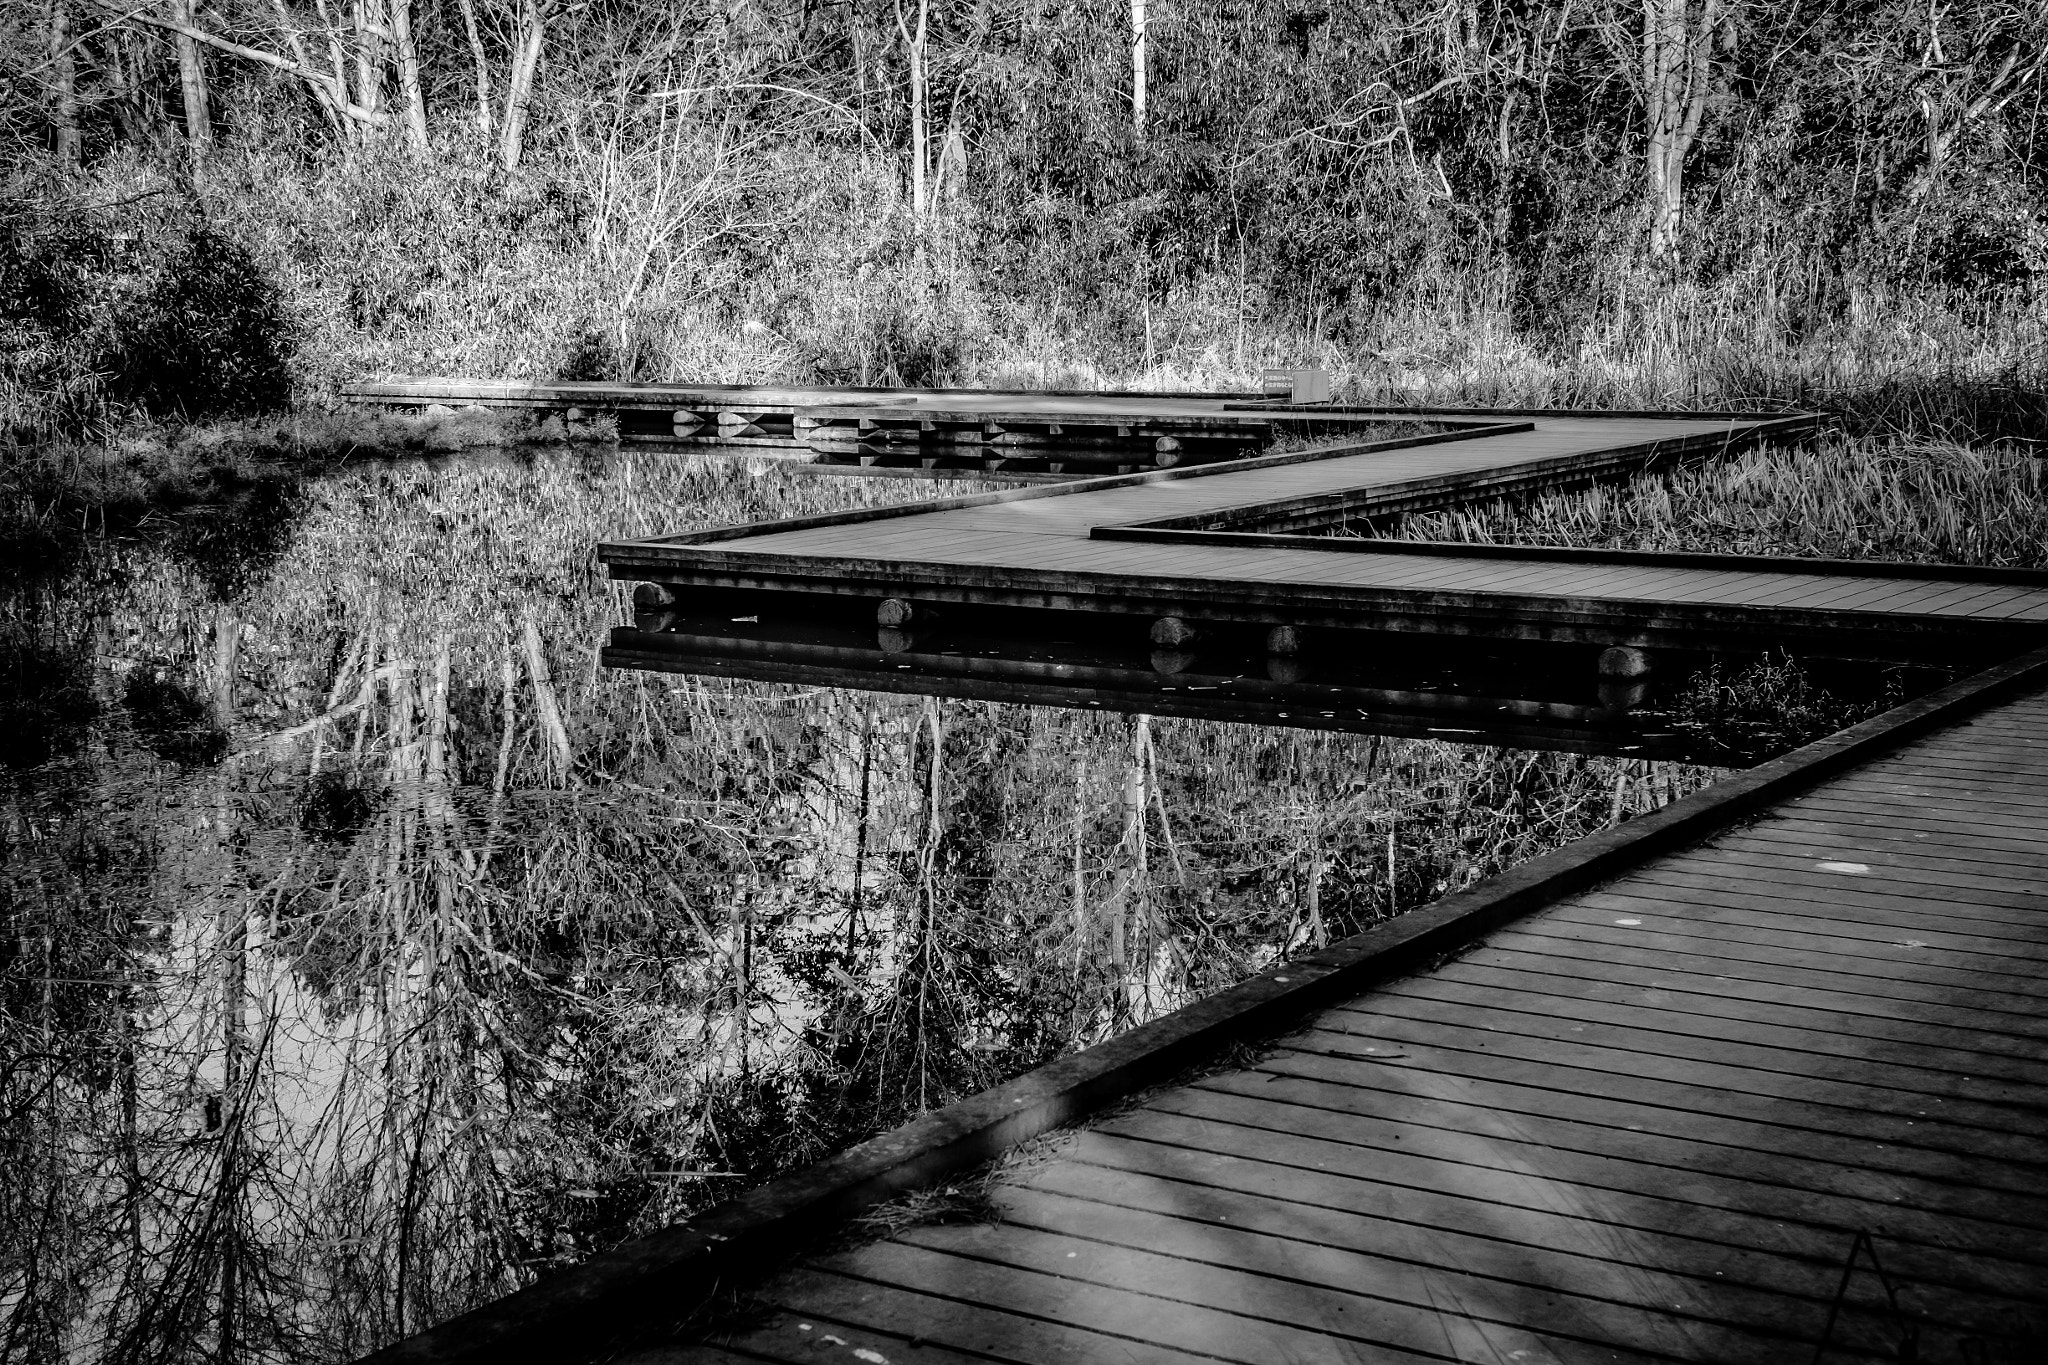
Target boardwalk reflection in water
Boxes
[606,609,1943,767]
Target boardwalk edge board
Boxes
[354,643,2048,1365]
[1096,525,2048,586]
[1106,418,1820,535]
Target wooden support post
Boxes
[634,583,678,609]
[1599,680,1650,711]
[1150,617,1198,648]
[1266,656,1308,685]
[1599,646,1654,679]
[1266,625,1302,656]
[876,598,924,628]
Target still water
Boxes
[0,445,1926,1361]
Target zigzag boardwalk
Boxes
[600,410,2048,659]
[640,677,2048,1364]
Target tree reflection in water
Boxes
[3,448,1733,1360]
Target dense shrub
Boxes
[107,223,297,420]
[0,208,115,441]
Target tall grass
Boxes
[1356,434,2048,569]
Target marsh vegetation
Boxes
[1359,436,2048,568]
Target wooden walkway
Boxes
[601,412,2048,659]
[645,677,2048,1364]
[341,377,1387,471]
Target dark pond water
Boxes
[0,444,1950,1361]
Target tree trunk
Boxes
[48,0,81,168]
[391,0,429,152]
[170,0,211,148]
[351,0,385,119]
[454,0,495,139]
[1131,0,1147,140]
[1640,0,1720,262]
[499,0,545,172]
[896,0,929,231]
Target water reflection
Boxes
[609,614,1706,760]
[0,442,1946,1362]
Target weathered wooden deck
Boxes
[602,411,2048,659]
[640,669,2048,1364]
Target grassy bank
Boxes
[6,145,2043,459]
[1354,433,2048,568]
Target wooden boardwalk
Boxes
[341,377,1387,470]
[602,412,2048,659]
[643,676,2048,1364]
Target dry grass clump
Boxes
[1360,435,2048,568]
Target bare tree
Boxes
[391,0,429,151]
[1641,0,1732,261]
[1131,0,1147,140]
[895,0,930,231]
[499,0,548,170]
[453,0,495,138]
[1901,1,2047,203]
[169,0,212,148]
[98,1,394,136]
[47,0,82,168]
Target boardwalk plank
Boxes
[796,1240,1470,1365]
[752,1267,1228,1364]
[1232,1041,2048,1208]
[1010,1161,1933,1345]
[1173,1065,2048,1235]
[1563,887,2048,962]
[883,1218,1682,1365]
[1631,851,2048,914]
[1433,956,2048,1068]
[1485,925,2048,1035]
[1596,868,2047,934]
[962,1186,1824,1363]
[1087,1113,2048,1301]
[1310,1006,2048,1147]
[1055,1130,2041,1324]
[1509,914,2048,1005]
[1373,967,2048,1088]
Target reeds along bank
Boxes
[1371,437,2048,569]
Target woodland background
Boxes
[2,0,2044,436]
